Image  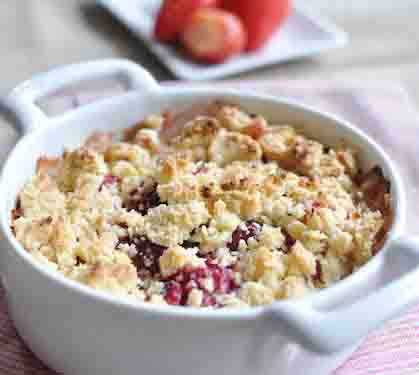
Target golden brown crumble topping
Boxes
[12,102,391,309]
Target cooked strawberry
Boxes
[181,8,247,64]
[222,0,291,51]
[154,0,220,43]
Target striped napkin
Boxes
[1,79,419,375]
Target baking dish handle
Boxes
[268,235,419,354]
[1,59,159,135]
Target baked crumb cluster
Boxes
[11,102,391,309]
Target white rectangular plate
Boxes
[97,0,348,81]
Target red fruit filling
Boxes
[165,281,183,305]
[313,260,323,283]
[99,174,120,191]
[181,240,201,249]
[118,235,167,277]
[163,260,239,307]
[123,183,161,215]
[227,220,262,251]
[282,229,296,253]
[12,199,23,221]
[180,224,208,251]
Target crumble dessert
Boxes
[11,102,392,308]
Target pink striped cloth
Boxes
[2,79,419,374]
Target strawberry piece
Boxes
[154,0,220,43]
[222,0,291,51]
[181,8,247,64]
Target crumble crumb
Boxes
[12,102,391,308]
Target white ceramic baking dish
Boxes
[1,59,419,375]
